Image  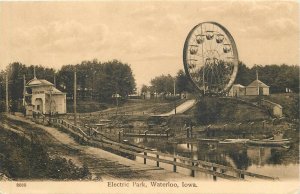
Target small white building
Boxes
[142,91,154,100]
[245,80,270,96]
[229,84,246,97]
[25,77,66,115]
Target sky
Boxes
[0,1,299,89]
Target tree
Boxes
[234,62,299,94]
[234,61,252,86]
[175,70,194,94]
[56,59,136,103]
[141,84,149,94]
[1,62,55,112]
[150,74,174,94]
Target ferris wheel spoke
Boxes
[216,64,225,89]
[211,64,218,86]
[216,36,225,55]
[214,64,223,87]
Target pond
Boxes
[126,137,299,181]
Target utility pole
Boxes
[173,78,176,96]
[203,71,205,95]
[174,78,176,115]
[23,74,26,106]
[33,66,36,79]
[115,92,119,115]
[256,67,259,95]
[54,74,56,88]
[5,74,9,113]
[49,88,53,116]
[74,68,77,126]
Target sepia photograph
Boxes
[0,1,299,194]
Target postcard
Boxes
[0,1,299,194]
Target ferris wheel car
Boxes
[189,45,198,55]
[223,44,232,53]
[205,30,215,40]
[216,34,224,43]
[196,34,205,44]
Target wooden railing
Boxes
[48,118,278,181]
[64,111,155,119]
[49,118,89,139]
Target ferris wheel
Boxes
[183,22,239,95]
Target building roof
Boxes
[26,78,65,94]
[247,80,269,88]
[26,78,54,87]
[232,84,245,88]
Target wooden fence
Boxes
[47,118,278,181]
[64,111,154,119]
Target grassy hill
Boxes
[67,100,109,113]
[67,99,187,115]
[240,93,299,119]
[264,93,299,119]
[192,97,271,124]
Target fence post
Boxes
[240,172,245,179]
[237,123,242,130]
[94,129,97,137]
[173,158,177,172]
[213,167,217,181]
[119,131,121,142]
[186,127,189,138]
[239,169,245,179]
[206,125,211,137]
[165,129,169,139]
[156,155,159,167]
[191,162,195,177]
[144,152,147,164]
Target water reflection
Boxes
[126,137,299,180]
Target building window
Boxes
[37,105,40,111]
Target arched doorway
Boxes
[35,98,43,113]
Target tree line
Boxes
[142,62,299,95]
[0,59,136,112]
[0,60,298,111]
[141,70,194,95]
[235,62,299,93]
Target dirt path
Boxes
[4,114,192,181]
